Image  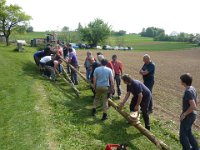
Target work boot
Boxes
[91,108,96,116]
[101,113,108,121]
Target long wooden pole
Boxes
[108,99,170,150]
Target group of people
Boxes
[33,43,199,150]
[83,51,199,150]
[33,43,79,85]
[88,53,155,130]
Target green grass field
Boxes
[9,32,197,51]
[0,44,182,149]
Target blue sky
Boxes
[6,0,200,34]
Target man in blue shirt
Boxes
[140,54,155,113]
[119,74,152,130]
[92,59,114,121]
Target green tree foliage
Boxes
[77,18,111,46]
[0,0,31,45]
[112,30,127,36]
[141,27,165,38]
[61,26,69,32]
[26,26,33,32]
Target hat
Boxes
[97,55,104,61]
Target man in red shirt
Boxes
[111,54,123,99]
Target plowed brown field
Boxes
[77,48,200,131]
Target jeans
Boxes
[114,74,121,96]
[86,68,92,81]
[144,80,154,111]
[58,64,62,73]
[130,97,150,130]
[71,65,78,85]
[180,113,199,150]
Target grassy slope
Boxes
[0,44,182,149]
[10,32,197,51]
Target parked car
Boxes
[128,46,133,50]
[96,45,102,49]
[103,45,112,50]
[123,47,129,50]
[118,46,124,50]
[70,43,79,49]
[77,43,86,49]
[113,46,119,50]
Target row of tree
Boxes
[141,27,200,45]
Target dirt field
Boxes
[77,48,200,131]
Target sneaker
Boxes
[91,108,96,116]
[101,113,108,121]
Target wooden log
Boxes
[108,99,170,150]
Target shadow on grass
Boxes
[58,88,141,149]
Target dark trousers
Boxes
[144,80,154,111]
[130,97,150,130]
[114,74,121,96]
[180,113,198,150]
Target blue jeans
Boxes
[86,68,92,81]
[71,65,78,85]
[179,113,199,150]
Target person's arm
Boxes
[140,70,149,75]
[180,100,197,121]
[134,93,143,111]
[109,74,114,92]
[118,92,130,109]
[92,77,96,90]
[119,62,123,75]
[92,70,97,90]
[139,65,145,75]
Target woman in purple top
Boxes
[68,48,78,85]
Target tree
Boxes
[61,26,69,32]
[141,27,165,38]
[26,26,33,32]
[0,0,31,45]
[77,18,111,46]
